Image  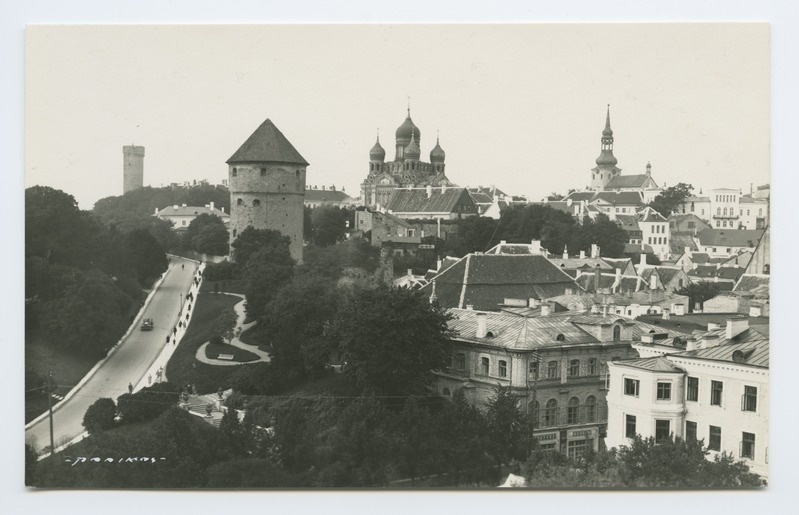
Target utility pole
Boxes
[47,369,55,454]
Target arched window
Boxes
[544,399,558,427]
[232,167,238,177]
[567,397,580,425]
[613,325,621,341]
[556,334,566,342]
[237,198,244,206]
[442,388,451,397]
[252,199,261,207]
[585,395,597,422]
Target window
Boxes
[747,209,750,216]
[232,229,237,238]
[544,399,558,427]
[655,419,671,442]
[454,353,466,371]
[528,361,539,379]
[556,334,566,342]
[625,415,636,438]
[656,382,672,401]
[585,396,596,422]
[717,207,721,215]
[480,357,489,375]
[624,378,640,397]
[237,198,244,206]
[569,359,580,377]
[711,380,723,406]
[587,358,597,375]
[685,421,697,441]
[181,220,187,226]
[232,167,238,177]
[260,167,266,176]
[252,199,261,207]
[498,360,508,378]
[613,325,621,341]
[741,432,756,459]
[708,425,722,451]
[687,377,698,401]
[567,397,580,424]
[547,360,559,379]
[742,385,757,412]
[567,440,588,459]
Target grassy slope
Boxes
[204,342,259,362]
[166,292,256,393]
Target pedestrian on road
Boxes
[179,321,183,328]
[182,263,185,270]
[173,327,177,335]
[148,374,152,385]
[166,335,170,343]
[128,383,133,394]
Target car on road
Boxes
[140,318,154,331]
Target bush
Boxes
[210,334,224,345]
[82,398,117,435]
[204,261,241,282]
[117,382,178,424]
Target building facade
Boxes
[122,145,145,194]
[361,109,454,209]
[154,202,229,231]
[227,118,307,263]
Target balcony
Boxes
[531,404,608,429]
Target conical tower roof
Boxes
[227,119,309,165]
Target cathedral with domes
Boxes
[361,108,455,209]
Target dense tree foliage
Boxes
[116,382,179,424]
[82,398,117,435]
[647,183,694,218]
[240,232,296,319]
[675,282,722,312]
[184,213,229,256]
[308,205,350,246]
[327,286,453,396]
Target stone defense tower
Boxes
[590,105,622,191]
[122,145,145,194]
[227,119,308,263]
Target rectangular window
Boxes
[742,385,757,412]
[711,380,723,406]
[569,359,580,377]
[587,358,597,375]
[528,361,539,379]
[708,425,721,451]
[480,357,489,375]
[741,432,756,459]
[547,360,559,379]
[498,360,508,378]
[454,353,466,371]
[685,421,697,441]
[656,382,672,401]
[625,414,636,438]
[567,440,588,459]
[624,378,640,397]
[655,419,671,442]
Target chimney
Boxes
[707,322,721,331]
[749,305,762,317]
[540,301,551,317]
[567,198,573,207]
[181,203,187,207]
[579,250,586,259]
[564,288,574,296]
[591,243,600,259]
[716,263,721,270]
[441,184,446,194]
[500,240,507,245]
[686,337,697,351]
[650,274,658,290]
[407,269,413,277]
[590,304,600,314]
[436,257,442,271]
[700,334,720,349]
[563,246,569,259]
[466,304,474,311]
[529,240,542,254]
[528,298,540,308]
[692,262,698,271]
[640,253,647,267]
[210,201,215,211]
[662,308,670,320]
[726,317,749,339]
[601,304,609,316]
[221,207,225,213]
[476,313,487,338]
[173,205,179,210]
[154,207,159,215]
[684,246,691,257]
[594,265,601,292]
[426,185,432,198]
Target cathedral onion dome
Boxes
[369,135,386,161]
[596,150,618,166]
[404,133,421,160]
[430,137,445,163]
[395,111,421,142]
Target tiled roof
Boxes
[602,258,633,271]
[696,228,764,248]
[688,265,745,281]
[304,189,351,202]
[468,186,508,198]
[669,234,698,254]
[547,257,613,270]
[227,119,309,165]
[423,254,579,311]
[615,214,640,232]
[565,191,596,202]
[733,274,770,297]
[613,356,684,372]
[624,243,654,254]
[605,174,651,189]
[592,191,645,205]
[635,314,770,335]
[486,243,541,255]
[386,188,475,214]
[469,191,494,204]
[638,206,667,223]
[157,206,230,219]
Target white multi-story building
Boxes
[678,187,769,230]
[637,206,671,259]
[606,317,768,479]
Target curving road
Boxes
[25,256,198,453]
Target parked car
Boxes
[140,318,154,331]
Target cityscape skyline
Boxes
[25,24,769,209]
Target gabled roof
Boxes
[605,174,655,189]
[623,243,654,254]
[638,206,667,223]
[733,274,770,297]
[615,214,640,232]
[468,186,508,198]
[565,191,596,202]
[227,119,309,165]
[422,254,579,311]
[592,191,645,205]
[304,189,351,202]
[386,188,475,214]
[688,265,745,281]
[695,228,764,248]
[671,329,769,369]
[469,191,494,204]
[602,257,633,271]
[547,257,613,271]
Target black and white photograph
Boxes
[7,2,797,509]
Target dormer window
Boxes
[556,334,566,342]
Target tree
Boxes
[647,183,694,218]
[185,213,229,255]
[232,227,291,268]
[125,228,169,285]
[82,398,117,435]
[116,382,179,424]
[242,236,296,320]
[571,213,630,258]
[546,192,565,201]
[675,282,721,312]
[327,286,453,396]
[213,310,238,344]
[309,205,348,247]
[485,386,530,472]
[435,389,492,483]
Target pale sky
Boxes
[25,23,769,209]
